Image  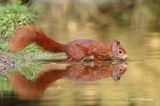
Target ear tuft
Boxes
[113,40,120,45]
[112,40,120,48]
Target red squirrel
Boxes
[10,61,127,100]
[9,25,128,61]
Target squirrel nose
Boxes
[113,76,121,80]
[123,54,128,60]
[122,63,128,70]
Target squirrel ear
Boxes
[112,40,120,47]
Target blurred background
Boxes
[1,0,160,43]
[0,0,160,106]
[1,0,160,36]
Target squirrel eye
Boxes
[119,69,123,72]
[118,50,123,54]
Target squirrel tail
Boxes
[9,25,65,52]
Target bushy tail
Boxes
[10,69,65,100]
[9,25,65,52]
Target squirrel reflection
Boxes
[9,61,127,100]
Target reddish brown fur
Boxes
[9,25,127,61]
[9,25,65,52]
[9,62,127,100]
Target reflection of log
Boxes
[0,53,15,65]
[32,56,126,63]
[0,52,16,75]
[33,56,94,62]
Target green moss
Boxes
[0,4,35,39]
[0,4,53,59]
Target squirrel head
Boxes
[111,40,127,60]
[112,62,128,80]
